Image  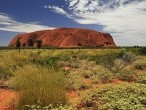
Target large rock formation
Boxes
[9,28,116,47]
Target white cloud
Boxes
[45,5,72,18]
[47,0,146,46]
[0,13,55,33]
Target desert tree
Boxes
[16,37,21,53]
[36,40,42,49]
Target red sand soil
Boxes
[9,28,116,47]
[0,89,18,110]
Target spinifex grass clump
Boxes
[12,64,67,109]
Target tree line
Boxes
[16,38,42,53]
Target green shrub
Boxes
[32,56,60,70]
[139,47,146,55]
[66,71,91,90]
[92,66,113,83]
[116,70,136,82]
[12,64,67,109]
[137,73,146,84]
[89,51,124,70]
[112,59,127,72]
[81,83,146,110]
[122,52,136,63]
[134,60,146,70]
[90,51,136,71]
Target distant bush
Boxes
[89,51,124,70]
[139,47,146,55]
[89,51,136,72]
[35,39,42,48]
[32,57,60,70]
[134,59,146,70]
[12,64,67,109]
[122,52,136,63]
[81,83,146,110]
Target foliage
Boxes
[89,51,136,74]
[137,73,146,84]
[32,56,60,70]
[92,65,113,83]
[23,104,74,110]
[16,37,21,53]
[81,83,146,110]
[116,69,136,82]
[12,64,67,109]
[112,59,127,72]
[89,51,124,70]
[16,38,21,48]
[0,69,13,80]
[35,39,42,48]
[0,48,146,110]
[134,59,146,70]
[122,52,136,63]
[139,47,146,55]
[66,71,85,90]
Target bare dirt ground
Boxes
[0,89,18,110]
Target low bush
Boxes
[112,59,127,72]
[89,51,136,71]
[81,83,146,110]
[137,73,146,84]
[12,64,67,109]
[116,69,136,82]
[134,59,146,70]
[139,47,146,55]
[32,56,60,70]
[89,51,124,70]
[66,70,91,90]
[91,65,113,83]
[122,52,136,63]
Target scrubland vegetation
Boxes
[0,47,146,110]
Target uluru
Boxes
[9,28,116,47]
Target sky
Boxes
[0,0,146,46]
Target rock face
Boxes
[9,28,116,47]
